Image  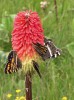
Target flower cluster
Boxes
[40,1,48,9]
[16,89,21,93]
[12,11,44,60]
[15,96,26,100]
[12,10,44,73]
[6,89,25,100]
[62,96,67,100]
[7,93,12,98]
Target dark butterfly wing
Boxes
[33,38,61,60]
[44,38,61,58]
[33,43,51,60]
[32,60,41,78]
[5,51,22,74]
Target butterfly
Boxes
[33,38,61,61]
[5,50,22,74]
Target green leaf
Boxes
[66,42,74,57]
[0,24,5,30]
[10,14,16,19]
[0,28,9,43]
[72,19,74,31]
[2,15,13,32]
[0,13,15,50]
[0,51,7,68]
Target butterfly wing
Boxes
[5,51,22,74]
[33,43,51,60]
[33,38,61,60]
[44,38,61,58]
[32,60,41,78]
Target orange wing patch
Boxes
[5,51,22,74]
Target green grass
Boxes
[0,0,74,100]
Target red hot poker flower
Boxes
[12,11,44,73]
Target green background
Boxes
[0,0,74,100]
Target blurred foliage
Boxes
[0,12,15,51]
[66,42,74,58]
[0,0,74,100]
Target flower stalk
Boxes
[25,72,32,100]
[54,0,58,23]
